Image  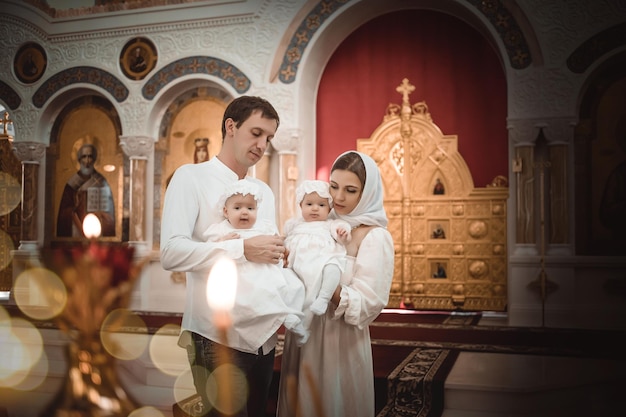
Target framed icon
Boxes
[429,220,448,240]
[120,37,157,81]
[430,260,448,279]
[14,42,47,84]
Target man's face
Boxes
[223,193,258,229]
[300,192,331,222]
[226,110,278,170]
[78,147,95,176]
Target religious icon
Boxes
[433,178,445,194]
[599,118,626,243]
[431,223,446,239]
[431,261,447,278]
[56,143,116,238]
[194,137,210,163]
[14,42,47,84]
[120,37,157,80]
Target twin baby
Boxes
[203,179,351,347]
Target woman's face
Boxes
[196,147,208,162]
[329,169,363,215]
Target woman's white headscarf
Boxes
[329,151,388,228]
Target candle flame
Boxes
[82,214,102,239]
[206,256,237,312]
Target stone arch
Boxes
[32,66,129,108]
[141,56,250,101]
[280,0,538,184]
[43,92,126,246]
[574,51,626,256]
[276,0,535,85]
[145,77,234,248]
[0,81,22,110]
[567,22,626,74]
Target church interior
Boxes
[1,0,625,416]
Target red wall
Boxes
[316,10,508,187]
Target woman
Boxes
[277,151,395,417]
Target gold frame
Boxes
[119,37,157,81]
[14,42,47,84]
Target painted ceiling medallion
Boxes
[14,42,47,84]
[120,37,158,81]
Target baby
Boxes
[284,180,351,327]
[203,179,308,347]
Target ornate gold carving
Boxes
[468,221,488,239]
[358,79,509,311]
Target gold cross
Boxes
[1,112,13,136]
[396,78,415,104]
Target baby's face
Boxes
[224,193,258,229]
[300,192,331,222]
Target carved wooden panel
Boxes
[0,135,22,292]
[358,79,508,311]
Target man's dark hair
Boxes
[221,96,280,140]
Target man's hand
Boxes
[243,234,286,264]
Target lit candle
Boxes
[206,256,237,415]
[206,256,237,328]
[82,213,102,239]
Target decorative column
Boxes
[544,118,576,249]
[270,128,301,232]
[119,135,153,257]
[508,119,541,248]
[12,142,46,251]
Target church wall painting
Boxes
[590,79,626,255]
[48,97,123,243]
[153,88,229,249]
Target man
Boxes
[160,96,286,417]
[56,143,115,237]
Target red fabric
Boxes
[316,10,508,187]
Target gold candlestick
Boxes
[35,214,147,417]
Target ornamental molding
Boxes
[271,128,302,153]
[120,135,154,159]
[12,141,46,162]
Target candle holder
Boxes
[38,241,146,417]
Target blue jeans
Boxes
[188,332,275,417]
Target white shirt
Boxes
[160,157,278,354]
[203,219,305,353]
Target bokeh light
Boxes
[0,317,44,389]
[0,305,8,322]
[206,363,248,416]
[0,230,15,271]
[172,367,197,405]
[11,348,49,392]
[128,406,165,417]
[101,308,149,360]
[149,323,187,376]
[0,172,21,216]
[14,267,67,321]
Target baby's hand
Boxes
[217,232,240,242]
[336,227,352,244]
